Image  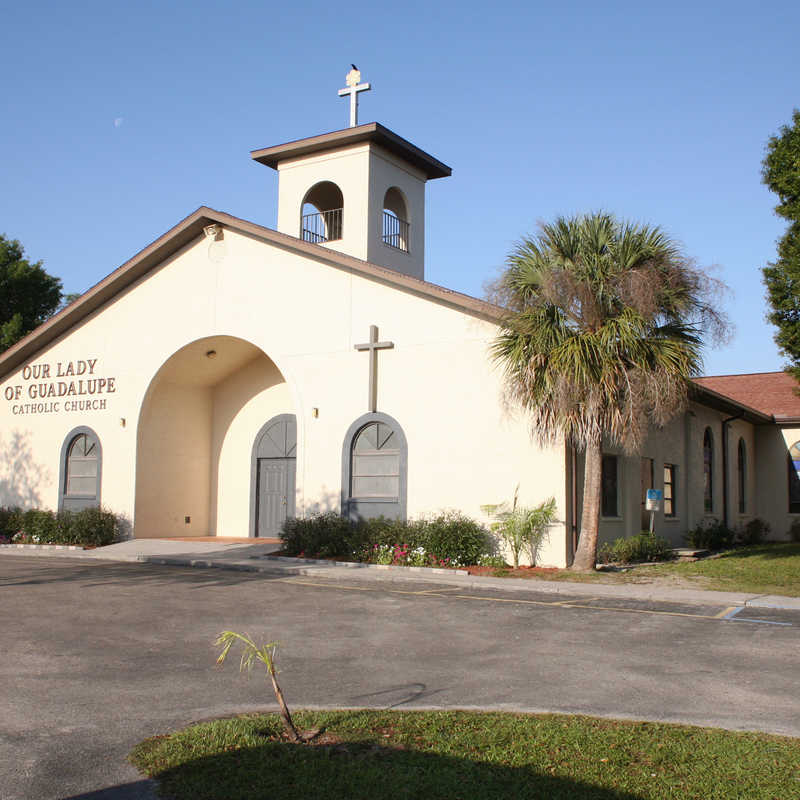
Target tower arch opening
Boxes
[382,187,409,252]
[301,181,343,243]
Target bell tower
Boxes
[250,69,451,280]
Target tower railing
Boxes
[382,212,409,252]
[301,208,343,243]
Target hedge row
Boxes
[0,506,122,548]
[598,531,674,564]
[280,511,493,566]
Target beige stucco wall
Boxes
[135,379,213,537]
[0,226,569,564]
[573,403,761,551]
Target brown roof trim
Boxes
[250,123,452,180]
[0,207,500,381]
[689,382,773,424]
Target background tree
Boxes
[762,109,800,378]
[489,212,726,571]
[0,234,63,353]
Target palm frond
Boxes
[491,211,727,453]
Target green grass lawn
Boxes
[493,543,800,596]
[632,543,800,595]
[130,710,799,800]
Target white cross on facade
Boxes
[338,67,371,128]
[354,324,393,412]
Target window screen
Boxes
[351,422,400,499]
[66,433,99,497]
[663,464,676,517]
[601,454,618,517]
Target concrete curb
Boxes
[0,543,85,552]
[254,554,470,577]
[4,544,800,611]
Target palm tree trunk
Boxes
[268,664,303,742]
[572,436,602,571]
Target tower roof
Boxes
[250,122,452,180]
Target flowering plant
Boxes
[12,531,39,544]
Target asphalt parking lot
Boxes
[2,556,799,799]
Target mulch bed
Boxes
[462,564,560,577]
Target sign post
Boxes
[645,489,662,534]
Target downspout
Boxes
[721,412,743,528]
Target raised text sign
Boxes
[3,359,117,416]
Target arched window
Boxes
[382,187,409,252]
[737,438,747,514]
[788,442,800,514]
[301,181,343,243]
[59,426,102,511]
[703,428,713,514]
[341,412,407,521]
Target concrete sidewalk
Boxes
[3,538,800,611]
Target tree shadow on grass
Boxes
[714,543,800,561]
[140,740,645,800]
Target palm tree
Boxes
[490,212,726,571]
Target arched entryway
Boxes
[134,336,296,538]
[250,414,297,538]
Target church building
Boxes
[2,70,799,566]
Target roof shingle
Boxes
[694,372,800,420]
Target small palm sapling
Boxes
[483,486,557,567]
[215,631,317,743]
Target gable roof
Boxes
[694,372,800,423]
[0,207,501,381]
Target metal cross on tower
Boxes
[354,324,393,412]
[338,66,371,128]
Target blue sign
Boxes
[645,489,662,511]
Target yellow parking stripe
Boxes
[282,578,724,621]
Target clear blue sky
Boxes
[1,0,797,377]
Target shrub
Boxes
[737,518,770,547]
[280,512,355,558]
[363,517,426,551]
[280,511,492,566]
[788,519,800,543]
[0,506,23,539]
[69,507,120,547]
[9,506,121,547]
[599,531,674,564]
[422,511,491,565]
[686,519,736,550]
[18,509,66,544]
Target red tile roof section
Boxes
[694,372,800,420]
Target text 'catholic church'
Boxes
[2,70,800,566]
